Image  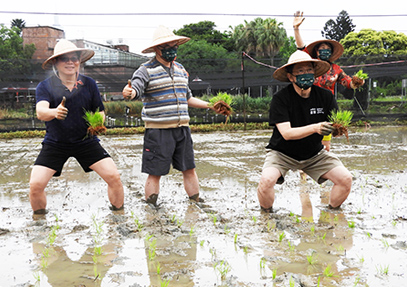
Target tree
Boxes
[322,10,355,41]
[11,19,26,35]
[177,39,237,75]
[231,17,286,66]
[0,24,36,82]
[174,21,235,52]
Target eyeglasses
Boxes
[58,56,79,63]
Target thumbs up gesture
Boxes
[56,96,68,120]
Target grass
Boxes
[328,110,354,127]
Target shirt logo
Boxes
[310,108,324,115]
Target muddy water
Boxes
[0,126,406,286]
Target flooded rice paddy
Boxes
[0,126,406,286]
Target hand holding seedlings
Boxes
[351,69,368,90]
[56,96,68,120]
[320,122,335,136]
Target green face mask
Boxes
[318,49,332,61]
[295,73,315,90]
[161,46,178,62]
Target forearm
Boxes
[36,106,57,121]
[293,27,305,49]
[187,97,211,109]
[280,124,319,140]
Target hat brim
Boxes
[306,39,344,62]
[141,35,190,54]
[42,48,95,70]
[273,58,330,82]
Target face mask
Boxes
[318,49,332,61]
[295,73,314,90]
[160,46,178,62]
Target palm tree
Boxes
[11,19,26,35]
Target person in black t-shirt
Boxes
[257,51,352,212]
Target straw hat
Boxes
[306,39,344,62]
[273,50,330,82]
[42,39,95,70]
[142,25,190,54]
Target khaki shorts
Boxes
[262,149,344,184]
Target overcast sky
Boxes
[1,0,406,55]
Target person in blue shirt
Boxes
[29,39,124,214]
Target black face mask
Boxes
[160,46,178,62]
[294,73,315,90]
[318,49,332,61]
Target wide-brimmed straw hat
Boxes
[142,25,190,54]
[42,39,95,70]
[306,39,344,62]
[273,50,330,82]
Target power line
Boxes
[1,11,407,18]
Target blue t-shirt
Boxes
[36,74,105,147]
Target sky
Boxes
[1,0,406,55]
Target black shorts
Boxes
[142,127,196,175]
[34,141,111,177]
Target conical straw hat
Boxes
[42,39,94,70]
[142,25,190,54]
[273,50,330,82]
[306,39,344,62]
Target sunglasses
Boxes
[58,56,80,63]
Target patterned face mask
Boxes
[318,49,332,61]
[160,46,178,62]
[295,73,315,90]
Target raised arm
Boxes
[293,11,306,49]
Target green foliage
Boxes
[83,108,104,128]
[340,29,407,63]
[231,17,286,65]
[208,92,233,106]
[177,39,237,74]
[0,24,36,82]
[328,110,354,127]
[354,69,369,80]
[322,10,355,42]
[174,21,234,52]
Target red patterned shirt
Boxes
[314,63,352,94]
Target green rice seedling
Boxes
[260,257,266,269]
[208,92,233,123]
[392,220,397,227]
[317,276,321,287]
[209,248,217,259]
[278,231,286,243]
[310,225,315,235]
[33,271,41,283]
[323,264,334,277]
[376,264,389,275]
[224,224,231,234]
[348,220,356,228]
[156,262,161,275]
[307,253,318,265]
[200,240,205,246]
[94,246,102,256]
[252,215,257,223]
[336,244,344,252]
[381,238,389,249]
[42,248,50,258]
[92,254,99,264]
[353,276,361,286]
[272,268,277,279]
[288,241,295,252]
[266,221,275,232]
[189,226,195,236]
[357,254,365,263]
[365,231,372,238]
[243,246,248,254]
[159,277,170,287]
[40,256,48,270]
[289,275,295,287]
[328,110,354,142]
[209,213,217,226]
[176,218,184,228]
[352,69,369,91]
[145,233,153,241]
[295,215,300,223]
[83,108,106,136]
[215,260,232,280]
[234,233,238,244]
[148,239,157,261]
[170,214,177,223]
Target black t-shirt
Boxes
[267,84,338,160]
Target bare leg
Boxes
[257,166,281,211]
[91,158,124,209]
[145,174,161,204]
[29,166,55,213]
[321,166,352,208]
[182,168,200,199]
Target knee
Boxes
[106,171,122,187]
[257,175,276,195]
[29,178,45,194]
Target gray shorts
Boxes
[142,127,195,175]
[262,149,344,184]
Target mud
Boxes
[0,126,406,286]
